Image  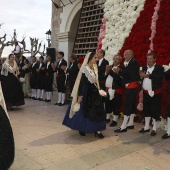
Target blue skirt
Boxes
[62,101,106,133]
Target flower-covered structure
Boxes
[98,0,170,66]
[97,0,170,120]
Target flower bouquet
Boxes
[99,90,107,97]
[19,77,25,84]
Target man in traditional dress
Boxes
[162,67,170,139]
[54,51,67,106]
[36,56,46,100]
[66,53,79,95]
[105,54,124,126]
[114,50,140,133]
[139,53,164,136]
[30,56,38,99]
[97,49,109,90]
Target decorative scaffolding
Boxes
[72,0,106,57]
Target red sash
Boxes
[115,88,124,95]
[125,81,139,89]
[143,88,162,95]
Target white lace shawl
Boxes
[81,65,100,90]
[1,59,19,76]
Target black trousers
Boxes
[143,92,162,121]
[105,92,122,115]
[124,88,138,116]
[56,76,66,93]
[69,80,75,94]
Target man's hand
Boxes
[105,65,112,74]
[139,70,150,78]
[113,67,120,74]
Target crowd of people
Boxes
[62,50,170,140]
[1,48,170,169]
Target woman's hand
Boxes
[77,96,83,103]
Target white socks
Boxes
[120,115,129,130]
[144,117,151,130]
[40,90,44,99]
[61,93,65,104]
[167,117,170,135]
[37,89,40,99]
[152,118,157,131]
[127,114,135,127]
[57,92,62,103]
[106,113,111,120]
[46,92,51,100]
[113,115,119,122]
[49,92,51,100]
[31,89,37,98]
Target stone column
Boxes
[51,0,62,53]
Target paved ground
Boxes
[9,96,170,170]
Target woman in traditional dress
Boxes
[0,81,15,169]
[1,54,25,108]
[62,52,106,138]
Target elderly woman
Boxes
[62,52,106,138]
[1,54,25,109]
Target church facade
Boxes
[51,0,82,62]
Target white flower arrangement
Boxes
[102,0,146,62]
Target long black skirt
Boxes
[0,106,15,170]
[1,73,25,107]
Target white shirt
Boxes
[47,61,50,69]
[39,63,42,69]
[98,58,104,66]
[142,65,155,90]
[124,58,132,67]
[105,65,119,88]
[69,62,73,68]
[32,62,37,68]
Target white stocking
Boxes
[120,115,129,130]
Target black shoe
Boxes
[54,102,60,105]
[79,131,86,136]
[106,119,110,123]
[151,130,156,136]
[109,120,117,127]
[127,125,134,129]
[58,103,65,106]
[46,100,51,102]
[94,132,104,139]
[162,133,170,139]
[39,98,43,101]
[139,128,150,133]
[114,127,127,133]
[32,97,36,100]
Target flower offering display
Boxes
[102,0,146,61]
[96,0,170,128]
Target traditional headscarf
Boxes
[69,52,91,118]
